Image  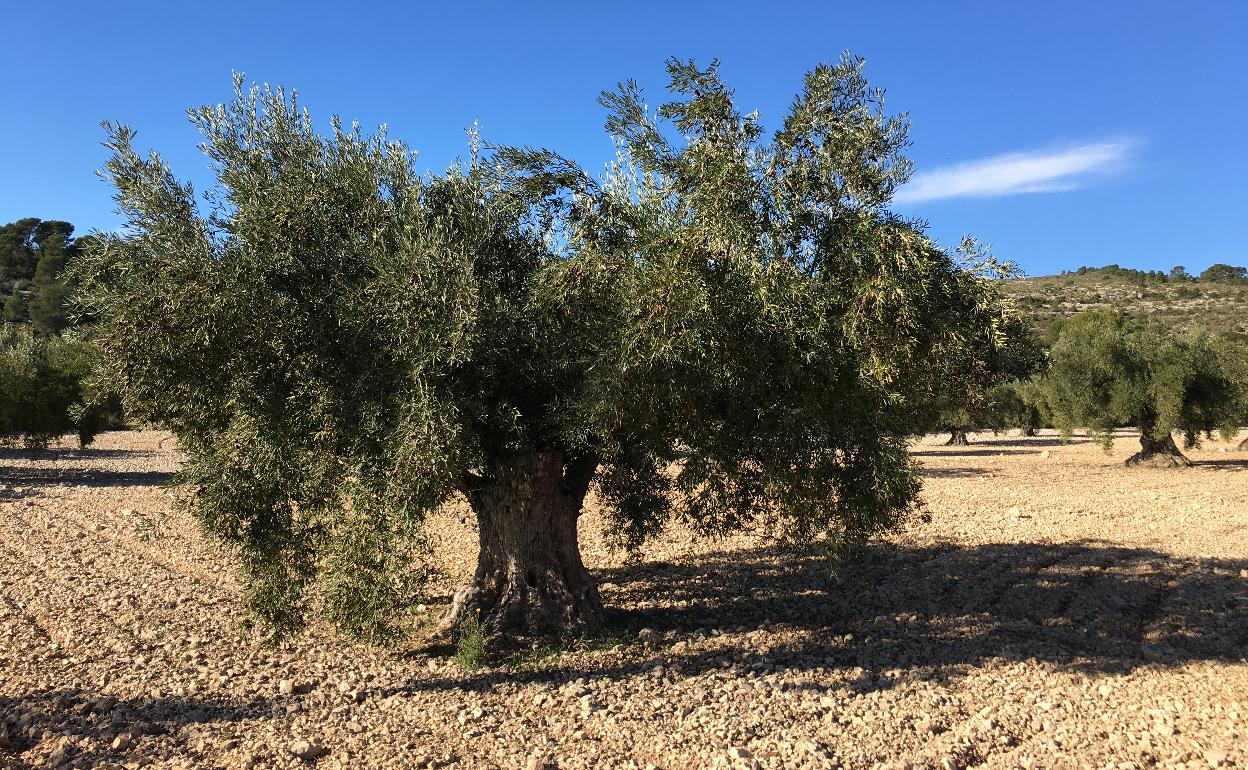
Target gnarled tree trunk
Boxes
[443,452,603,641]
[1126,426,1190,468]
[945,429,970,446]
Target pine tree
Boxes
[29,233,72,335]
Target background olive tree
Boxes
[77,60,1012,644]
[0,325,117,450]
[1216,334,1248,450]
[913,285,1043,445]
[1041,311,1242,467]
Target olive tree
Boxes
[77,60,1008,642]
[918,295,1042,445]
[1217,335,1248,450]
[1041,312,1241,467]
[0,325,116,450]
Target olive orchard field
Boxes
[1,431,1245,770]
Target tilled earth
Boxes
[1,430,1246,770]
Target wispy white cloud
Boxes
[894,140,1135,203]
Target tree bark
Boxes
[1021,424,1038,438]
[1125,429,1190,468]
[945,429,970,446]
[443,452,603,641]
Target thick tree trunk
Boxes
[945,429,970,446]
[1125,430,1190,468]
[443,452,603,641]
[1021,424,1038,438]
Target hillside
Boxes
[1001,265,1248,338]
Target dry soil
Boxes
[1,430,1245,770]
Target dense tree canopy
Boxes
[0,324,118,450]
[1041,311,1242,467]
[914,290,1044,444]
[1218,336,1248,450]
[1062,263,1248,286]
[1,217,86,335]
[76,60,1014,643]
[1199,263,1248,284]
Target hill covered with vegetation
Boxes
[1002,264,1248,339]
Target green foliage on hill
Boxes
[1003,263,1248,339]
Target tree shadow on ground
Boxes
[917,435,1096,452]
[1192,458,1248,471]
[912,447,1051,458]
[401,540,1248,694]
[916,466,987,479]
[0,466,171,495]
[0,691,270,768]
[0,446,146,462]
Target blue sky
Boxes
[2,1,1244,277]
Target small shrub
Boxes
[455,608,487,670]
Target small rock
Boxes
[1204,748,1228,767]
[279,680,295,695]
[916,719,940,735]
[728,746,752,760]
[1151,722,1176,737]
[290,740,325,761]
[1240,569,1248,579]
[525,754,551,770]
[48,741,75,767]
[1039,450,1050,459]
[638,628,658,644]
[111,732,133,751]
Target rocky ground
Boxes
[1,430,1245,770]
